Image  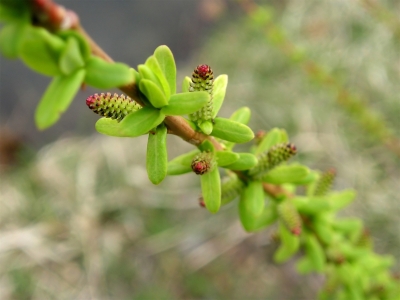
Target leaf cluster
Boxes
[1,2,399,299]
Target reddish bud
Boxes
[191,152,215,175]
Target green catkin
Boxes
[221,175,245,205]
[188,64,214,123]
[314,168,336,196]
[249,142,297,178]
[277,200,302,236]
[86,92,141,121]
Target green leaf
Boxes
[329,190,356,211]
[35,69,86,130]
[293,196,331,215]
[139,79,168,108]
[20,27,65,76]
[160,91,209,116]
[304,233,326,272]
[211,117,254,143]
[224,153,258,170]
[215,151,239,166]
[229,107,251,125]
[296,256,314,274]
[261,164,310,184]
[147,124,168,184]
[201,167,221,213]
[95,107,164,137]
[255,127,283,155]
[0,2,30,23]
[212,74,228,118]
[199,140,215,153]
[199,121,213,135]
[273,221,300,263]
[154,45,176,94]
[0,22,27,58]
[145,55,170,98]
[182,76,191,93]
[313,217,334,245]
[167,164,192,175]
[58,36,85,75]
[85,56,133,89]
[57,30,91,60]
[242,181,265,216]
[167,149,199,175]
[239,201,278,232]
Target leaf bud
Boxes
[191,151,215,175]
[86,92,141,121]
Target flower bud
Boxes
[191,151,215,175]
[86,92,141,121]
[189,64,214,124]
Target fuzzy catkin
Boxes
[86,93,141,121]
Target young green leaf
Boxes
[20,27,65,76]
[273,221,300,263]
[239,201,278,232]
[293,196,331,215]
[58,36,85,75]
[145,55,170,98]
[35,69,86,130]
[201,167,221,213]
[329,190,356,211]
[199,140,215,153]
[242,181,265,217]
[139,79,168,108]
[95,107,165,137]
[199,121,213,135]
[304,233,326,272]
[160,91,209,116]
[154,45,176,94]
[181,76,191,93]
[167,150,199,175]
[211,117,254,143]
[296,256,314,274]
[147,124,168,185]
[313,217,334,245]
[57,30,91,60]
[224,153,258,170]
[261,164,310,184]
[212,74,228,118]
[229,107,251,125]
[0,22,27,58]
[85,56,133,89]
[215,151,239,166]
[255,127,283,155]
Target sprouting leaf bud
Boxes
[314,168,336,196]
[86,92,141,121]
[189,64,214,124]
[249,143,297,178]
[221,175,245,205]
[278,200,302,236]
[191,151,215,175]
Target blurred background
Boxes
[0,0,399,299]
